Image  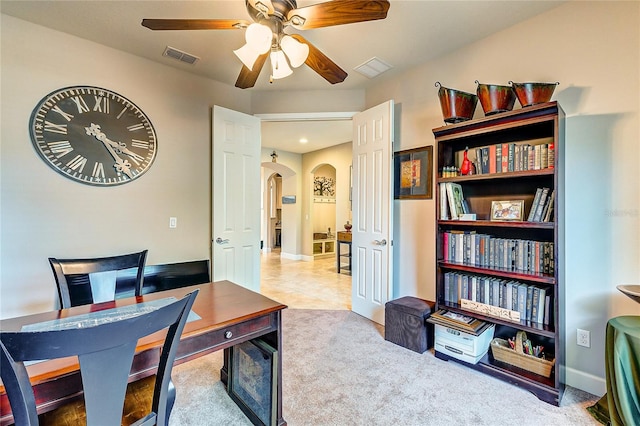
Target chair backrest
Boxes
[141,260,211,294]
[0,289,199,426]
[49,250,148,308]
[116,259,210,295]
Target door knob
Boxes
[373,239,387,246]
[215,237,230,245]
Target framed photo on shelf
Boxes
[394,146,433,199]
[228,339,278,426]
[490,200,525,221]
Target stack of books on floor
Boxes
[427,309,491,336]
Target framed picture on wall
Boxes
[394,146,433,199]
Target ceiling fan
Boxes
[141,0,390,89]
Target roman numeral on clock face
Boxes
[44,121,67,135]
[47,141,73,158]
[66,155,87,172]
[127,123,145,132]
[92,96,109,113]
[51,105,74,122]
[70,96,90,114]
[92,162,105,179]
[131,140,149,149]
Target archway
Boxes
[261,161,297,260]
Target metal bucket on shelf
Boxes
[475,80,516,116]
[436,82,478,124]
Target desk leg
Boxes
[220,348,230,386]
[275,310,285,426]
[336,242,341,273]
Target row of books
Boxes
[427,309,491,335]
[443,272,552,325]
[443,231,554,275]
[439,182,469,220]
[468,142,554,175]
[527,187,555,222]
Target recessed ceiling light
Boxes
[299,138,308,144]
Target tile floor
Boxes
[260,250,351,310]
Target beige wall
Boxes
[366,1,640,395]
[0,15,251,318]
[2,1,639,396]
[251,90,364,114]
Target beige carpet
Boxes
[169,308,600,426]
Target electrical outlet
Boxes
[169,217,177,229]
[577,329,590,347]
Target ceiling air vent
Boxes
[163,46,199,65]
[354,57,393,79]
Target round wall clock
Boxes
[29,86,157,186]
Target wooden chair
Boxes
[49,250,148,308]
[0,289,199,426]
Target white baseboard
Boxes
[280,252,301,261]
[300,254,315,262]
[562,365,606,396]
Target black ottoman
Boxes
[385,296,435,353]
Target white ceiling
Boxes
[1,0,564,153]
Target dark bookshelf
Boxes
[433,102,565,406]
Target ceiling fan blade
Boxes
[290,35,347,84]
[235,52,269,89]
[141,19,250,30]
[287,0,390,30]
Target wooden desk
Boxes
[0,281,287,426]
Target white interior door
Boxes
[212,106,261,292]
[351,100,394,325]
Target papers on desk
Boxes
[22,298,201,332]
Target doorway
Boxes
[261,118,353,309]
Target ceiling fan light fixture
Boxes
[270,49,293,80]
[245,23,272,53]
[233,23,272,70]
[233,43,262,70]
[280,35,309,68]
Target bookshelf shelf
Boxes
[438,301,556,337]
[438,220,554,230]
[433,102,565,406]
[438,261,556,284]
[439,168,554,183]
[434,351,559,404]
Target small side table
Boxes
[336,231,352,275]
[588,315,640,425]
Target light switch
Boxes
[169,217,177,228]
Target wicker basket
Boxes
[490,331,554,377]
